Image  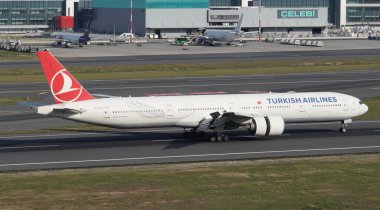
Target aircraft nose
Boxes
[363,104,369,114]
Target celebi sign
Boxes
[278,9,318,18]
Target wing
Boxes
[208,111,253,131]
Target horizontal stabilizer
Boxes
[92,94,119,98]
[17,101,46,109]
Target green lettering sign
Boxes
[278,9,318,19]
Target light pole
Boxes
[259,0,261,42]
[130,0,133,44]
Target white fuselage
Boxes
[203,30,240,42]
[56,34,81,45]
[38,92,368,130]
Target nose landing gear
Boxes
[339,119,352,133]
[339,126,347,133]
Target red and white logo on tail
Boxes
[38,50,94,103]
[50,69,83,103]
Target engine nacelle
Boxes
[248,116,285,136]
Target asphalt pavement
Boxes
[1,48,380,69]
[0,120,379,171]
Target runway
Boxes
[0,120,379,171]
[0,69,380,171]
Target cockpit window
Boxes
[359,101,363,105]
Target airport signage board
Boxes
[277,9,318,19]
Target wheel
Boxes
[223,135,229,141]
[217,135,223,142]
[339,128,347,133]
[209,136,216,142]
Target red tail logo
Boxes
[38,50,94,103]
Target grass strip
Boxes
[0,50,36,61]
[0,96,40,106]
[0,154,379,209]
[1,58,380,83]
[356,97,380,120]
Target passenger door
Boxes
[165,104,174,118]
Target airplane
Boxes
[25,50,368,142]
[198,14,244,45]
[53,22,91,48]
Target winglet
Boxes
[37,50,94,104]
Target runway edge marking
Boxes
[1,145,380,167]
[0,145,59,150]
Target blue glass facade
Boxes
[93,0,146,9]
[261,0,329,7]
[210,0,240,7]
[0,0,63,26]
[346,0,380,23]
[347,0,380,3]
[147,0,208,9]
[347,7,380,23]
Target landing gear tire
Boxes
[209,136,216,142]
[339,127,347,133]
[208,134,229,142]
[340,121,348,133]
[217,135,223,142]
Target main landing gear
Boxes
[183,129,229,142]
[208,133,229,142]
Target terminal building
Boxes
[94,0,330,37]
[338,0,380,27]
[1,0,380,36]
[0,0,92,32]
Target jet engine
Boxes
[248,116,285,136]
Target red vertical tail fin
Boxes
[37,50,94,104]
